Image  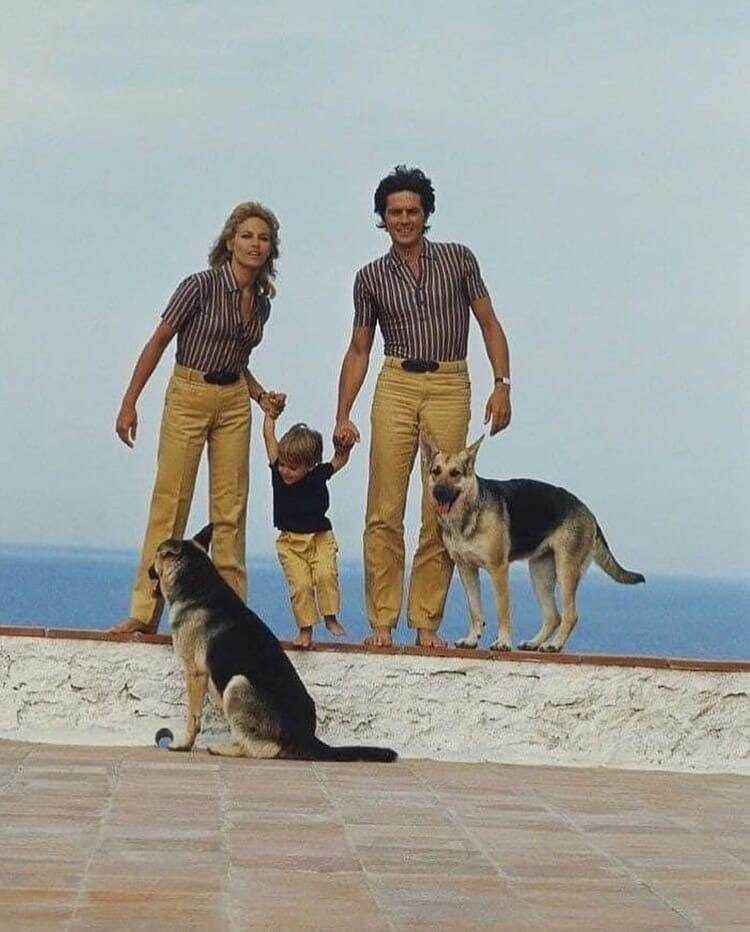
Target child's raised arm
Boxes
[263,413,279,464]
[330,438,353,474]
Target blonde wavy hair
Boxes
[277,423,323,470]
[208,202,280,298]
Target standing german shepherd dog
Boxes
[421,435,644,653]
[150,525,397,762]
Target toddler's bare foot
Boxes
[324,616,346,637]
[364,625,393,647]
[293,627,313,648]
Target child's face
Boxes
[278,459,313,485]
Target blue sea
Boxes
[0,545,747,660]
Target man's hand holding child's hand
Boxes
[333,434,355,457]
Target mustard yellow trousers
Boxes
[364,357,471,632]
[276,530,340,627]
[129,365,251,624]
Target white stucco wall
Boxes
[0,634,747,774]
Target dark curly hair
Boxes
[374,165,435,231]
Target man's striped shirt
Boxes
[161,262,271,372]
[353,239,488,361]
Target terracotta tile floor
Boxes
[0,740,748,930]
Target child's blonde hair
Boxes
[277,423,323,469]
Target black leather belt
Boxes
[401,359,439,373]
[203,370,240,385]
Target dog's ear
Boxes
[420,432,439,465]
[464,435,484,468]
[192,524,213,553]
[159,539,182,557]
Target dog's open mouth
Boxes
[433,487,459,517]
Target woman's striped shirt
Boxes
[161,262,271,373]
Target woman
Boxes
[112,202,285,635]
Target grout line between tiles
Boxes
[522,783,704,929]
[217,760,239,932]
[406,760,549,928]
[0,745,36,794]
[65,750,125,931]
[312,761,397,932]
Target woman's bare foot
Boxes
[324,615,346,637]
[416,629,447,649]
[364,625,393,647]
[109,617,158,636]
[293,627,313,648]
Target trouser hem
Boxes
[293,615,322,628]
[407,618,443,632]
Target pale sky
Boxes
[1,1,747,578]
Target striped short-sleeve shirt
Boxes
[161,262,271,372]
[353,239,488,361]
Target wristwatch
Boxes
[494,375,511,387]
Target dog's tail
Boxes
[289,736,397,763]
[593,524,645,585]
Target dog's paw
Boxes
[455,637,479,649]
[167,738,194,752]
[490,640,512,652]
[538,642,561,653]
[517,641,539,652]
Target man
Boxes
[334,166,511,648]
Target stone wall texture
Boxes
[0,634,747,774]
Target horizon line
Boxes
[0,540,747,585]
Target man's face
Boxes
[383,191,425,250]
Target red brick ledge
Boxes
[0,625,747,673]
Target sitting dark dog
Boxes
[150,525,397,762]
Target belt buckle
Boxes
[401,359,438,373]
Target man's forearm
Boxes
[481,319,511,380]
[336,348,369,421]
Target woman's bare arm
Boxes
[115,321,176,447]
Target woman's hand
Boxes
[116,403,138,448]
[260,391,286,418]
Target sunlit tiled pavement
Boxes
[0,740,748,930]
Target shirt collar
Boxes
[220,261,241,293]
[387,237,435,270]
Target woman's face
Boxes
[228,217,273,272]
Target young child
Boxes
[263,412,352,648]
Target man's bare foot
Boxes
[364,625,393,647]
[416,629,447,649]
[293,627,313,648]
[324,615,346,637]
[109,617,158,636]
